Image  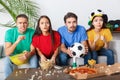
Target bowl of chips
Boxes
[10,51,28,65]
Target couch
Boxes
[68,33,120,66]
[0,28,120,80]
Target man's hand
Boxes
[84,45,88,54]
[18,51,29,61]
[66,48,73,57]
[18,54,27,61]
[16,35,25,44]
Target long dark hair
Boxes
[33,15,54,45]
[87,15,107,31]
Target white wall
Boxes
[0,0,120,30]
[0,27,10,45]
[0,0,120,44]
[34,0,120,30]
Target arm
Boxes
[16,43,36,61]
[36,48,47,62]
[81,40,89,54]
[5,36,25,56]
[50,48,59,63]
[88,40,96,51]
[29,44,36,56]
[103,42,109,49]
[24,44,36,59]
[102,29,112,49]
[60,43,73,57]
[88,34,100,51]
[101,36,109,49]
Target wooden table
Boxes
[5,68,74,80]
[5,67,120,80]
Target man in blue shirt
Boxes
[58,12,91,66]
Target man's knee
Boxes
[58,52,68,66]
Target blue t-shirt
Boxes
[5,27,35,56]
[58,25,87,47]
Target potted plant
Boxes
[0,0,40,28]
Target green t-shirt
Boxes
[5,27,35,56]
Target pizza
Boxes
[69,67,97,74]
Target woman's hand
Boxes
[40,55,47,63]
[50,56,56,64]
[101,35,106,43]
[94,34,100,42]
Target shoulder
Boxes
[6,27,17,34]
[77,25,86,30]
[27,28,35,32]
[53,30,61,40]
[87,29,93,34]
[32,35,39,40]
[104,28,110,31]
[101,28,111,33]
[58,26,67,32]
[26,28,35,35]
[53,30,60,37]
[53,30,60,34]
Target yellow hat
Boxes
[88,9,104,25]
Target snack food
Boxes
[10,51,28,65]
[39,59,54,71]
[69,67,97,74]
[88,59,96,68]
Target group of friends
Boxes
[4,9,115,78]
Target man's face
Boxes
[65,17,77,32]
[16,17,28,34]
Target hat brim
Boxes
[88,14,103,26]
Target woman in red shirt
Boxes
[32,15,61,64]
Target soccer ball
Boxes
[70,42,85,58]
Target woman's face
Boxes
[92,16,103,30]
[39,17,50,32]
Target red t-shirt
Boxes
[32,31,61,58]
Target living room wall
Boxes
[24,0,120,30]
[0,0,120,44]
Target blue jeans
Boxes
[91,48,114,65]
[58,51,91,66]
[4,54,38,78]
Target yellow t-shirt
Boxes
[87,29,112,50]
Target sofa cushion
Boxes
[0,45,3,58]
